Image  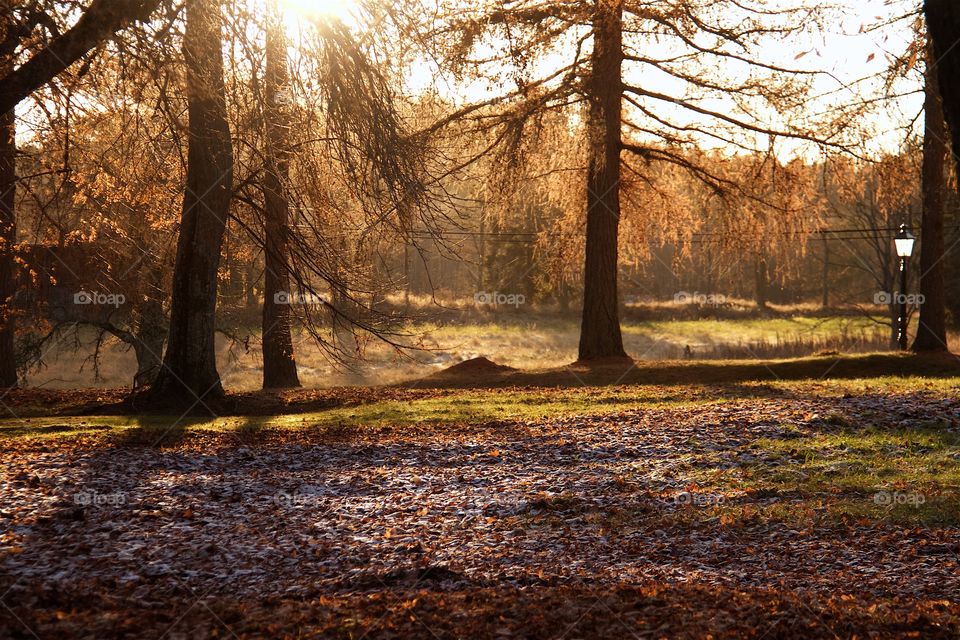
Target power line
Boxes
[396,225,960,244]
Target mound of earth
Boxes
[430,356,516,379]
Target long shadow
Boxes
[4,353,958,427]
[4,579,957,638]
[108,421,192,448]
[415,352,960,390]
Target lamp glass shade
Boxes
[894,226,915,258]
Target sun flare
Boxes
[279,0,356,22]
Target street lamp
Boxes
[894,224,915,350]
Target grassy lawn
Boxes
[654,423,960,527]
[25,314,909,390]
[416,314,894,364]
[438,314,888,343]
[5,362,960,437]
[0,386,723,440]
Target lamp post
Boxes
[894,224,916,350]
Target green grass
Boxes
[0,386,728,441]
[420,315,891,364]
[667,422,960,526]
[619,315,884,342]
[5,370,960,441]
[768,375,960,396]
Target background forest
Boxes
[0,0,952,393]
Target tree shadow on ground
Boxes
[417,352,960,389]
[107,420,195,448]
[3,580,958,639]
[4,353,958,421]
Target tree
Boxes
[259,1,301,388]
[0,0,173,388]
[925,1,960,171]
[145,3,437,400]
[214,4,441,381]
[146,0,233,407]
[0,108,15,389]
[0,5,19,387]
[23,66,184,388]
[0,0,160,115]
[418,0,855,360]
[913,41,948,352]
[579,0,626,359]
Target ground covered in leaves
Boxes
[2,376,960,638]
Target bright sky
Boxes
[777,0,922,151]
[280,0,356,25]
[17,0,922,159]
[390,0,923,157]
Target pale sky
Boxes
[389,0,923,158]
[17,0,922,159]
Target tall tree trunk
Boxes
[246,258,259,309]
[0,9,17,389]
[913,44,948,352]
[578,0,627,360]
[0,96,16,387]
[147,0,232,406]
[926,2,960,170]
[820,236,829,309]
[754,254,768,311]
[403,242,410,310]
[260,3,300,388]
[125,221,167,388]
[132,293,167,388]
